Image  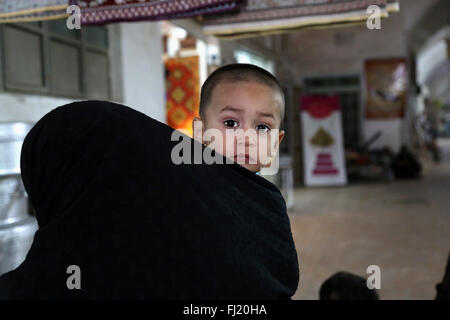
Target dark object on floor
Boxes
[346,131,395,182]
[319,271,379,300]
[0,101,299,299]
[435,250,450,300]
[391,145,422,179]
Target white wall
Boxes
[417,39,449,85]
[120,21,165,123]
[0,94,73,122]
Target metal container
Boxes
[0,122,38,277]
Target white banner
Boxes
[300,96,347,187]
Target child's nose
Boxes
[236,130,257,147]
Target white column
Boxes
[120,21,166,123]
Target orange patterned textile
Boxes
[165,56,200,137]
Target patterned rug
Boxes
[165,56,200,137]
[0,0,242,24]
[71,0,242,26]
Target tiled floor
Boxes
[288,139,450,300]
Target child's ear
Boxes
[192,117,203,143]
[278,129,285,146]
[272,129,285,151]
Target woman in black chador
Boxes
[0,100,299,299]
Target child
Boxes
[192,63,285,174]
[319,271,380,300]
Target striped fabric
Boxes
[0,0,242,25]
[202,0,400,39]
[71,0,243,26]
[0,0,68,23]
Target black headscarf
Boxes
[0,100,299,299]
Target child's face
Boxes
[193,81,284,173]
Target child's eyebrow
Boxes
[220,105,243,113]
[221,106,276,120]
[256,111,275,119]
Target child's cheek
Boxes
[224,132,235,157]
[257,135,271,163]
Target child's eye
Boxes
[224,119,238,128]
[256,124,271,133]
